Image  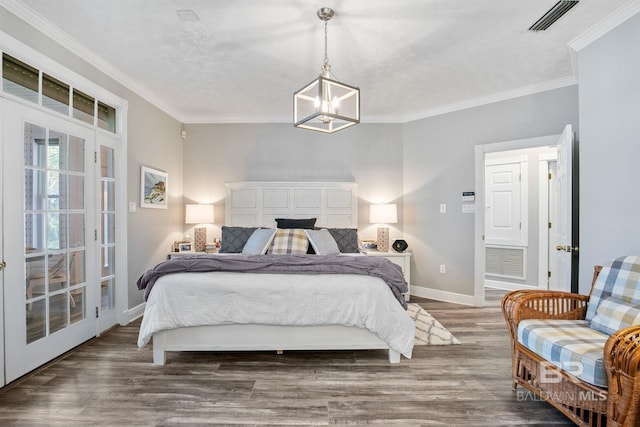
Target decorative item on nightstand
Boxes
[369,203,397,252]
[392,239,408,253]
[185,204,214,252]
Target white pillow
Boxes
[305,229,340,255]
[241,228,277,255]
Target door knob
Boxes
[0,260,5,270]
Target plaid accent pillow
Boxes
[585,256,640,322]
[590,296,640,335]
[268,229,309,255]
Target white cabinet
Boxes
[365,251,412,301]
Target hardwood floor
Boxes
[0,289,573,426]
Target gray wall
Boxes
[182,123,404,242]
[403,86,579,296]
[1,8,184,309]
[577,13,640,294]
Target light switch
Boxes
[462,204,476,214]
[439,204,447,213]
[128,202,137,213]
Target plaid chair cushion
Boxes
[590,296,640,335]
[585,256,640,322]
[518,319,609,387]
[268,228,309,255]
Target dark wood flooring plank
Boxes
[0,289,573,425]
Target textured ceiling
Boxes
[11,0,632,123]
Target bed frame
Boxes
[151,181,403,364]
[152,324,400,364]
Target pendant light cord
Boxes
[323,18,329,68]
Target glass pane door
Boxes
[100,145,115,313]
[3,102,97,383]
[24,124,87,342]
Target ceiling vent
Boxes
[529,0,579,31]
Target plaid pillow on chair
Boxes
[268,229,309,255]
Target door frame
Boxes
[0,98,4,387]
[474,134,561,306]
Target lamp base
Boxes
[377,227,390,252]
[194,226,207,252]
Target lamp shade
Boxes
[370,204,397,224]
[185,204,214,224]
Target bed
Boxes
[136,182,415,364]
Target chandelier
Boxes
[293,7,360,133]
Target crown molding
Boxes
[1,0,184,122]
[568,0,640,52]
[401,76,578,123]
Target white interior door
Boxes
[485,162,522,245]
[555,124,574,291]
[3,101,98,383]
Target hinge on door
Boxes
[548,222,552,229]
[94,229,98,241]
[548,271,551,278]
[95,307,99,318]
[94,151,97,163]
[519,222,522,230]
[548,172,552,180]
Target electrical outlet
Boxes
[440,264,446,274]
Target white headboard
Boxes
[224,182,358,228]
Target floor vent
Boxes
[485,246,526,279]
[529,0,579,31]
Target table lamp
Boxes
[185,204,214,252]
[369,203,397,252]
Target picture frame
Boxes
[140,166,168,209]
[178,242,193,253]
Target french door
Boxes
[3,101,98,383]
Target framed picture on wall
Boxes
[140,166,168,209]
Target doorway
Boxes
[474,126,574,306]
[1,99,125,384]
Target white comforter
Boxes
[137,271,415,358]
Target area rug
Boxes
[408,303,461,345]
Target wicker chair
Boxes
[502,258,640,427]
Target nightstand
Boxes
[365,251,412,301]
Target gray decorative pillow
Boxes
[219,226,257,253]
[305,229,340,255]
[327,228,359,253]
[242,228,277,255]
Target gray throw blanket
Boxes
[137,254,408,309]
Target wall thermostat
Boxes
[462,191,475,202]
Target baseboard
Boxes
[485,279,537,292]
[119,302,145,326]
[411,285,482,307]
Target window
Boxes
[1,53,118,134]
[42,73,70,115]
[2,54,38,103]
